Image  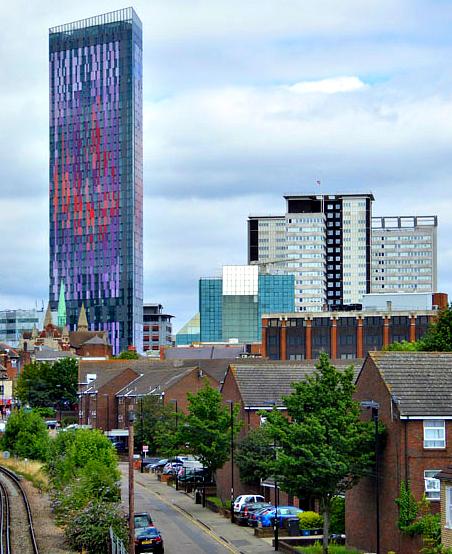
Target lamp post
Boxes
[263,400,279,551]
[361,400,380,554]
[170,399,178,429]
[170,400,179,488]
[139,397,144,474]
[226,400,235,524]
[128,409,136,554]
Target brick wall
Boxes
[441,480,452,548]
[346,357,446,554]
[163,369,218,414]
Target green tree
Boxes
[236,425,273,485]
[14,357,78,408]
[264,353,375,554]
[177,382,241,478]
[385,340,421,352]
[2,409,50,460]
[135,395,175,455]
[420,306,452,351]
[116,350,140,359]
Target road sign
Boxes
[142,445,149,453]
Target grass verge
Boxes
[0,457,48,492]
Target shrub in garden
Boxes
[298,511,324,530]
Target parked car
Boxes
[248,506,274,527]
[141,457,160,471]
[257,506,303,528]
[233,494,265,514]
[133,512,163,553]
[163,461,183,475]
[235,501,272,526]
[149,459,168,472]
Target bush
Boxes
[298,511,323,530]
[46,428,118,487]
[64,500,128,554]
[2,409,50,460]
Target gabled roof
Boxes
[70,330,108,348]
[79,358,231,386]
[116,367,195,397]
[229,359,362,407]
[0,343,19,357]
[366,351,452,417]
[33,350,76,360]
[83,335,108,345]
[81,367,140,392]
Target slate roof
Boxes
[80,367,140,392]
[229,359,362,407]
[79,358,231,386]
[33,350,77,361]
[116,367,195,397]
[164,344,246,360]
[367,351,452,417]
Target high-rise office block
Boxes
[371,216,437,294]
[199,265,294,343]
[0,308,45,347]
[143,304,174,355]
[48,9,143,354]
[248,193,373,312]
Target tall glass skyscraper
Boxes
[48,8,143,354]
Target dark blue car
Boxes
[257,506,303,527]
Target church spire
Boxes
[57,280,67,328]
[77,303,88,331]
[43,302,53,327]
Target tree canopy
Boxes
[264,353,375,554]
[135,395,175,455]
[14,357,78,408]
[176,382,241,477]
[116,350,140,359]
[236,425,273,485]
[2,409,50,460]
[386,305,452,352]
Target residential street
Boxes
[120,463,276,554]
[120,463,233,554]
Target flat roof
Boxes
[284,192,375,200]
[49,7,141,35]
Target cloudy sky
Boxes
[1,0,452,331]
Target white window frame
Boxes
[424,470,440,500]
[423,420,446,449]
[447,487,452,528]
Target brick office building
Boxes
[261,292,448,360]
[347,351,452,554]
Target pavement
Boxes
[127,465,276,554]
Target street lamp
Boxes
[128,409,136,554]
[263,400,279,551]
[170,399,178,430]
[170,400,179,488]
[226,400,235,524]
[360,400,380,554]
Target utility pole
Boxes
[128,409,136,554]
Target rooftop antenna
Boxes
[316,179,324,213]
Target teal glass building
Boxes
[199,267,294,344]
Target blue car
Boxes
[257,506,303,527]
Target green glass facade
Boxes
[199,273,294,343]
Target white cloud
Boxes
[287,76,367,94]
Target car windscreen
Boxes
[134,515,150,529]
[137,527,160,538]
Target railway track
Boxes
[0,466,39,554]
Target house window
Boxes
[424,470,440,500]
[447,487,452,528]
[423,420,446,448]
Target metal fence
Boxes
[110,527,127,554]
